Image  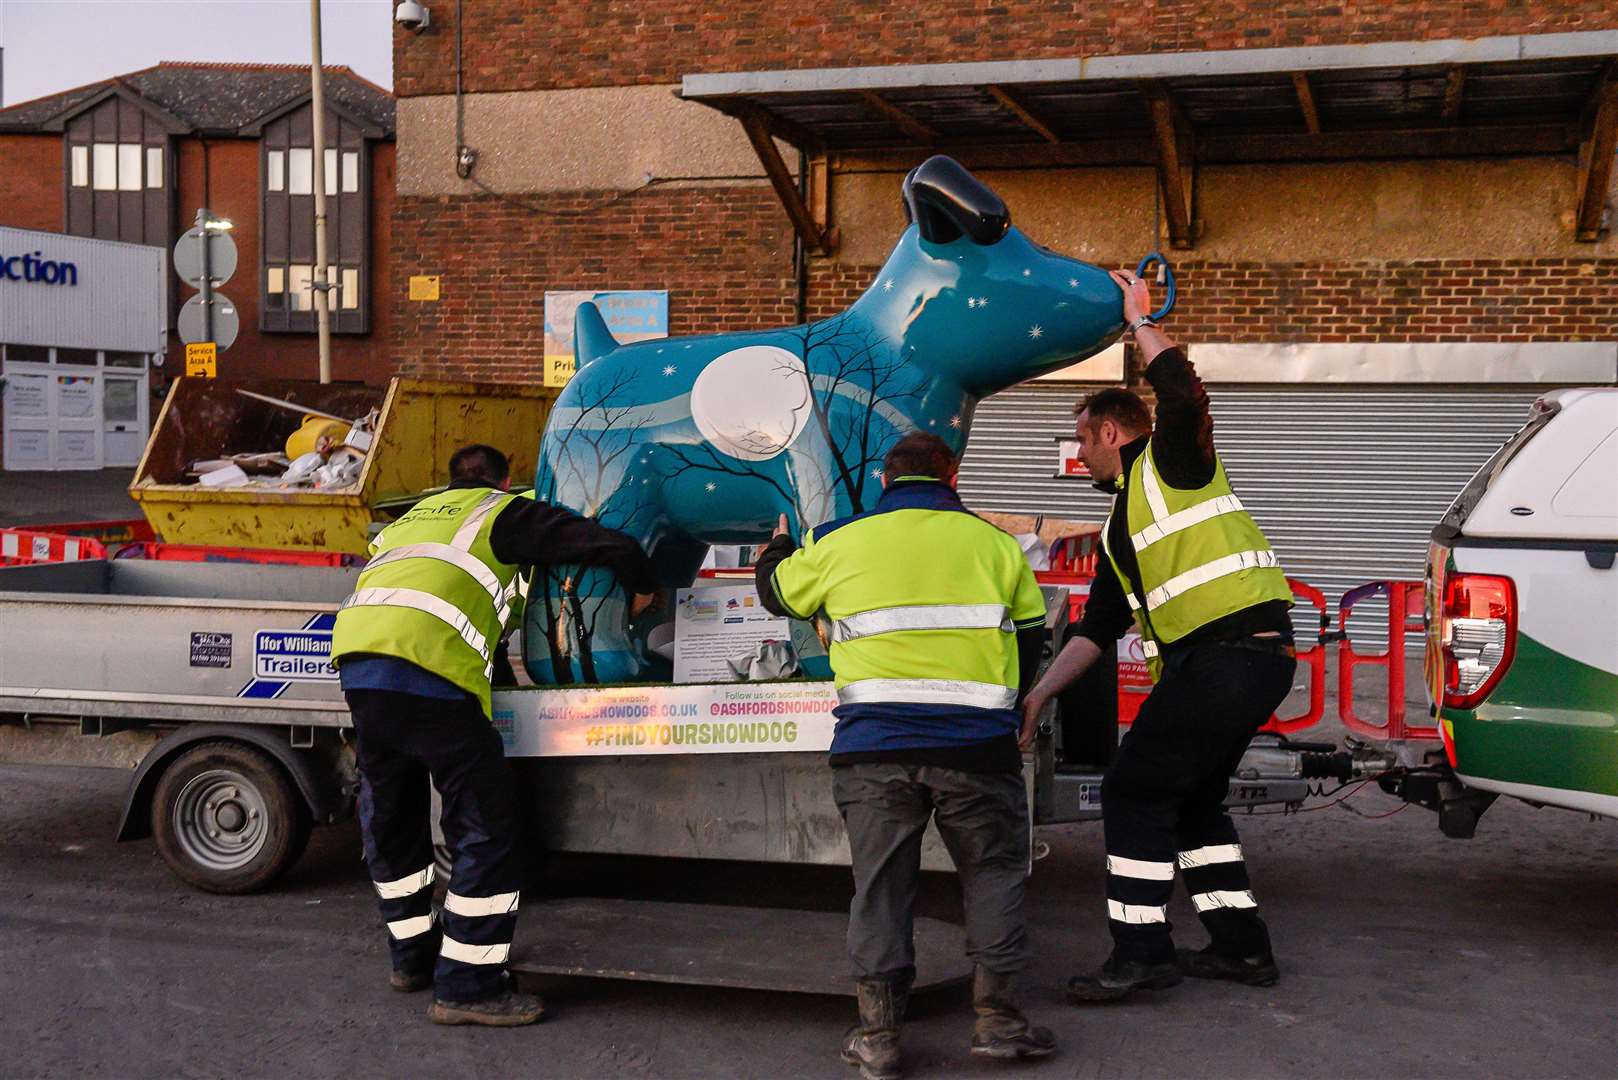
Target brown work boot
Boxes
[427,988,545,1027]
[840,976,908,1080]
[969,966,1058,1059]
[389,968,432,993]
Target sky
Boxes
[0,0,393,107]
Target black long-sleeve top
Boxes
[1073,348,1292,653]
[473,480,658,594]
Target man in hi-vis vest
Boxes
[756,433,1057,1079]
[332,444,656,1026]
[1022,272,1297,1003]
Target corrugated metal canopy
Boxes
[681,32,1616,161]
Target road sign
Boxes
[178,293,240,350]
[173,227,238,288]
[185,342,218,378]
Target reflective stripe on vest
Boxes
[340,586,494,681]
[1130,493,1246,552]
[363,542,515,626]
[1143,549,1279,612]
[832,603,1012,644]
[836,677,1018,710]
[452,491,508,549]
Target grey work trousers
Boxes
[832,762,1031,980]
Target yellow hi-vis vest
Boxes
[332,486,522,718]
[1102,445,1292,681]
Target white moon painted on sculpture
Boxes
[689,345,814,461]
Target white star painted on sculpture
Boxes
[871,468,883,479]
[684,344,693,349]
[976,297,989,308]
[1068,278,1079,288]
[881,278,895,292]
[1028,325,1044,340]
[655,347,664,353]
[1022,268,1032,277]
[967,297,978,309]
[949,414,962,429]
[704,482,717,492]
[662,365,677,376]
[928,419,937,427]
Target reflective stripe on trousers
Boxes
[1107,899,1167,924]
[836,678,1018,710]
[373,864,435,900]
[831,603,1011,643]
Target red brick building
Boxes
[0,62,396,388]
[386,5,1617,599]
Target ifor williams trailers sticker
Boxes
[239,613,337,698]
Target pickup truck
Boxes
[1390,387,1618,836]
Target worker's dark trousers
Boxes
[1101,642,1296,965]
[347,689,522,1003]
[833,763,1031,981]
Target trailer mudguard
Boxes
[116,723,345,841]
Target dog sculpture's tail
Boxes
[574,301,620,367]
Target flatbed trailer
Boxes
[0,557,1392,890]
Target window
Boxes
[341,267,359,310]
[324,148,339,195]
[92,144,116,190]
[265,266,285,309]
[70,145,89,187]
[288,148,313,195]
[287,264,314,312]
[4,344,49,364]
[117,143,142,191]
[145,147,162,188]
[57,348,98,366]
[342,151,359,193]
[267,150,285,192]
[104,351,147,369]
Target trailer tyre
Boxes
[151,742,312,894]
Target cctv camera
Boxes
[394,1,430,31]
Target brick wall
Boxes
[393,184,1617,384]
[166,138,397,386]
[0,134,65,233]
[397,1,1618,96]
[806,258,1618,344]
[390,185,797,381]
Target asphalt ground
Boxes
[0,467,141,527]
[3,736,1614,1080]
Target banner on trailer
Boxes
[495,680,839,758]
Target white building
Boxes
[1,226,166,470]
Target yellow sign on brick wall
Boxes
[185,342,217,378]
[543,354,576,388]
[408,275,441,301]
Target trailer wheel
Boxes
[151,742,311,894]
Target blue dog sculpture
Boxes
[527,156,1141,685]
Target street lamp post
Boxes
[309,0,333,384]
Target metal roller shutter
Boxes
[959,383,1548,646]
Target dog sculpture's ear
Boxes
[901,155,1010,245]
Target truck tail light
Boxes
[1440,573,1516,711]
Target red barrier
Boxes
[0,528,108,566]
[1337,579,1438,741]
[1262,579,1327,734]
[114,542,362,567]
[24,518,154,544]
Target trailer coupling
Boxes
[1225,734,1400,812]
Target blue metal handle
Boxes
[1134,252,1176,322]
